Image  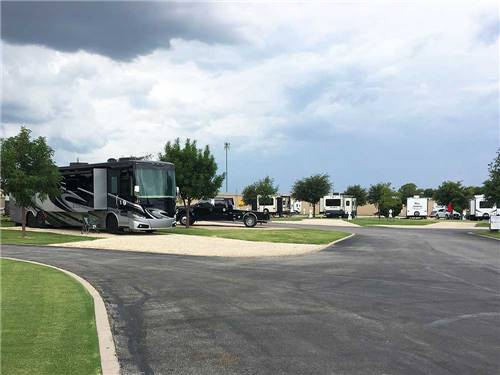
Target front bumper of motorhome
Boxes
[130,215,176,231]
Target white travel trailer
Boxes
[320,194,357,218]
[256,195,292,216]
[292,199,302,214]
[469,194,497,220]
[406,196,428,218]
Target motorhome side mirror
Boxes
[134,185,140,193]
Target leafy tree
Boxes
[242,176,278,206]
[291,174,331,217]
[345,184,367,206]
[379,193,403,217]
[0,127,61,236]
[422,188,435,198]
[398,182,421,204]
[483,149,500,206]
[159,138,224,227]
[464,185,483,198]
[368,182,392,217]
[433,181,468,212]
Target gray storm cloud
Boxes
[1,1,240,61]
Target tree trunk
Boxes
[313,203,316,218]
[186,199,191,228]
[21,206,26,237]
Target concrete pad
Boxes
[49,233,354,257]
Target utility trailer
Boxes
[320,194,357,218]
[406,196,428,218]
[176,197,270,227]
[469,194,497,220]
[9,158,177,232]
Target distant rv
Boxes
[406,196,428,218]
[320,194,357,218]
[9,158,177,232]
[255,195,292,216]
[468,194,497,220]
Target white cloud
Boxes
[1,1,498,190]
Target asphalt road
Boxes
[2,227,500,375]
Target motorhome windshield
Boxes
[135,166,175,198]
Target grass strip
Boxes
[0,259,101,375]
[0,229,98,245]
[478,231,500,239]
[160,227,350,245]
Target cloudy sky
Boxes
[1,1,498,193]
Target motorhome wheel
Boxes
[106,214,119,233]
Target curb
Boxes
[1,257,120,375]
[323,232,355,248]
[474,233,500,241]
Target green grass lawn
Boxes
[0,229,97,245]
[347,218,438,227]
[161,227,350,244]
[479,231,500,239]
[0,258,101,375]
[1,215,15,227]
[475,221,490,227]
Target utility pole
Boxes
[224,142,230,192]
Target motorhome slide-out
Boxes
[8,158,177,232]
[469,194,497,220]
[320,194,357,218]
[406,196,428,218]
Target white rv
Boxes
[406,196,428,218]
[320,194,357,218]
[256,195,292,216]
[469,194,497,220]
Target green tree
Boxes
[422,188,435,198]
[159,138,224,227]
[398,182,421,204]
[368,182,392,218]
[291,174,331,217]
[379,193,403,217]
[345,184,367,206]
[433,181,468,212]
[483,149,500,206]
[242,176,278,206]
[0,127,61,236]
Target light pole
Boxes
[224,142,230,192]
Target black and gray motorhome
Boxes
[9,158,177,232]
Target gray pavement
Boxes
[2,227,500,374]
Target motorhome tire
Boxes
[263,209,269,214]
[243,214,257,227]
[35,211,47,227]
[414,211,420,217]
[106,214,119,234]
[26,212,36,227]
